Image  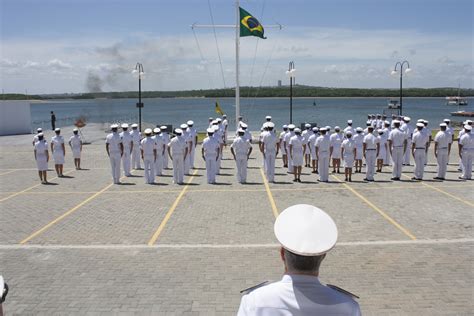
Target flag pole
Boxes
[235,0,240,131]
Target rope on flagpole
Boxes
[208,0,227,88]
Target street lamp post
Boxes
[133,63,145,131]
[286,61,296,124]
[391,61,411,116]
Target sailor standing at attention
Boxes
[401,117,413,165]
[222,114,229,147]
[153,128,166,176]
[141,129,157,184]
[51,128,66,177]
[68,128,83,170]
[343,120,354,137]
[443,119,454,164]
[181,123,193,175]
[302,123,312,167]
[284,124,296,174]
[262,122,279,183]
[329,126,343,173]
[202,128,220,184]
[130,124,142,170]
[433,123,450,180]
[34,133,49,184]
[363,126,379,182]
[32,128,43,146]
[120,123,133,177]
[279,125,289,168]
[341,131,356,182]
[289,128,305,182]
[411,122,429,180]
[353,127,364,173]
[237,204,361,315]
[315,127,331,182]
[231,129,253,184]
[376,129,387,173]
[458,124,473,180]
[212,122,225,173]
[383,121,392,165]
[307,127,319,174]
[161,126,171,169]
[422,120,432,165]
[168,128,188,185]
[105,124,124,184]
[388,120,407,181]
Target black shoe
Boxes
[391,177,400,181]
[293,179,298,182]
[297,179,302,182]
[363,178,368,181]
[458,176,466,180]
[312,171,317,174]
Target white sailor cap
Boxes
[54,128,61,132]
[240,123,248,129]
[216,118,222,123]
[377,129,384,134]
[37,128,43,132]
[274,204,338,256]
[208,117,213,120]
[37,132,44,137]
[288,124,296,129]
[73,128,78,132]
[160,125,167,130]
[265,116,272,120]
[356,127,363,132]
[423,120,428,124]
[237,128,245,134]
[222,114,227,118]
[121,123,129,129]
[384,120,390,125]
[334,126,340,130]
[312,127,319,132]
[282,125,288,129]
[417,119,424,123]
[443,119,450,123]
[294,128,302,133]
[366,120,371,125]
[416,123,424,128]
[305,123,311,128]
[439,123,447,127]
[267,122,275,128]
[110,124,119,129]
[206,128,214,133]
[403,116,411,122]
[465,125,472,131]
[325,126,331,130]
[144,128,152,135]
[174,128,183,135]
[131,123,138,128]
[187,120,194,126]
[153,127,160,133]
[392,120,401,124]
[319,127,327,132]
[466,120,472,124]
[347,120,352,124]
[262,122,269,129]
[180,123,188,129]
[345,131,352,136]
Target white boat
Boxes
[446,85,468,106]
[387,99,400,109]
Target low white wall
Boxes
[0,101,32,135]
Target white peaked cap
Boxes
[266,116,272,119]
[187,120,194,125]
[274,204,338,256]
[180,123,188,129]
[240,123,248,128]
[403,117,411,122]
[37,133,44,137]
[417,119,424,123]
[216,118,222,122]
[465,120,472,124]
[416,123,424,127]
[209,117,213,120]
[378,129,384,133]
[346,131,352,135]
[443,119,450,123]
[111,124,119,129]
[55,128,61,132]
[267,122,275,128]
[325,126,331,130]
[131,123,138,128]
[160,126,167,130]
[356,127,363,132]
[288,124,296,129]
[335,126,340,130]
[319,127,327,132]
[283,125,288,129]
[237,128,245,133]
[212,125,219,132]
[206,128,214,133]
[175,128,183,134]
[294,128,301,133]
[312,127,319,132]
[305,123,311,128]
[144,128,152,135]
[37,128,43,132]
[392,120,401,124]
[153,128,160,133]
[347,120,352,124]
[465,125,472,131]
[384,120,390,124]
[121,123,129,128]
[73,128,78,132]
[439,123,447,127]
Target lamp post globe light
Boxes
[391,60,411,116]
[286,61,296,124]
[132,63,145,131]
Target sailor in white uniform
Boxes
[68,128,83,170]
[433,123,450,180]
[443,119,454,164]
[315,127,331,182]
[330,126,343,174]
[231,129,253,184]
[401,117,413,165]
[279,125,289,168]
[32,128,43,146]
[363,126,379,182]
[302,123,312,167]
[237,204,361,316]
[388,120,407,181]
[202,128,220,184]
[259,123,270,172]
[181,123,193,175]
[411,123,429,180]
[289,128,305,182]
[341,131,356,182]
[262,122,279,183]
[376,129,387,173]
[141,129,157,184]
[34,133,49,184]
[222,114,229,147]
[458,124,473,180]
[208,117,214,129]
[307,127,319,174]
[343,120,354,137]
[161,126,171,169]
[240,123,252,143]
[212,122,225,173]
[105,124,124,184]
[130,123,142,170]
[261,116,272,131]
[284,125,296,174]
[51,128,66,177]
[168,128,188,185]
[457,120,473,172]
[422,120,432,165]
[353,127,364,173]
[120,123,133,176]
[383,121,392,165]
[153,128,166,176]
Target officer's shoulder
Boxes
[325,284,359,300]
[240,280,274,295]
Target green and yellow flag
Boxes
[215,101,224,116]
[240,7,266,39]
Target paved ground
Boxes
[0,126,473,315]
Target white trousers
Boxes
[265,152,276,182]
[132,145,141,169]
[318,155,329,181]
[172,154,185,184]
[144,157,155,183]
[413,149,426,179]
[436,149,448,179]
[184,150,191,175]
[163,145,169,169]
[122,150,131,176]
[109,154,121,183]
[155,154,164,176]
[392,147,404,178]
[190,145,196,168]
[403,140,412,164]
[461,150,473,179]
[287,146,293,173]
[217,150,222,173]
[365,150,376,180]
[235,157,248,183]
[205,155,217,183]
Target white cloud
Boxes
[47,59,72,70]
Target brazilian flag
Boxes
[240,7,266,39]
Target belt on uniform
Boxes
[366,149,376,151]
[393,146,403,148]
[439,147,447,149]
[415,147,425,149]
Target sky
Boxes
[1,0,473,94]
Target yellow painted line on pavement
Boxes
[259,168,279,218]
[147,169,198,246]
[0,170,17,176]
[331,175,417,240]
[0,169,75,203]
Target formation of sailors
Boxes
[32,115,473,185]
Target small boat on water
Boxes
[446,85,468,106]
[450,111,474,117]
[387,99,400,109]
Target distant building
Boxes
[277,80,282,87]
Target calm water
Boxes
[31,97,473,131]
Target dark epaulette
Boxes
[240,281,271,295]
[326,284,360,299]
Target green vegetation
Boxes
[2,86,473,100]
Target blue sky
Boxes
[1,0,473,93]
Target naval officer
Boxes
[341,131,356,182]
[289,128,305,182]
[388,120,407,181]
[51,128,66,177]
[231,129,253,184]
[168,128,188,185]
[353,127,364,173]
[34,133,49,184]
[105,124,124,184]
[362,126,379,182]
[130,123,142,170]
[411,122,429,180]
[443,119,454,164]
[187,120,198,169]
[458,124,473,180]
[330,126,343,174]
[237,204,361,315]
[284,124,296,173]
[161,126,171,169]
[343,120,354,136]
[153,128,166,176]
[401,117,413,165]
[279,125,289,168]
[202,128,220,184]
[302,123,312,167]
[32,128,43,146]
[261,122,279,182]
[433,123,450,180]
[376,129,387,173]
[315,127,330,182]
[222,114,229,147]
[307,127,319,174]
[141,129,157,184]
[120,123,133,176]
[68,128,83,170]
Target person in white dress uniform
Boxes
[279,125,289,168]
[376,129,388,173]
[284,124,296,174]
[68,128,83,170]
[315,128,331,182]
[222,114,229,147]
[307,127,319,174]
[343,120,354,138]
[289,128,305,182]
[237,204,361,315]
[141,129,157,184]
[362,126,379,182]
[161,126,171,170]
[443,119,454,165]
[130,124,142,170]
[458,125,473,180]
[388,120,407,181]
[51,128,66,177]
[32,128,43,146]
[153,128,166,176]
[187,120,198,169]
[302,123,312,167]
[231,129,253,184]
[341,131,356,182]
[106,124,124,184]
[330,126,343,174]
[262,122,279,183]
[401,117,413,165]
[202,128,220,184]
[34,133,49,184]
[411,123,429,180]
[352,127,364,173]
[382,121,392,165]
[168,128,188,185]
[120,123,133,176]
[433,123,450,180]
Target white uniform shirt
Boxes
[153,135,166,155]
[105,132,123,155]
[120,131,133,151]
[446,126,454,144]
[412,130,429,148]
[243,130,252,143]
[262,132,278,153]
[434,131,450,149]
[69,135,82,149]
[330,133,343,150]
[308,133,318,152]
[459,132,474,150]
[161,132,170,146]
[51,135,65,154]
[187,127,197,145]
[202,137,220,157]
[168,136,187,156]
[315,135,330,154]
[401,123,414,141]
[289,135,304,155]
[238,274,360,316]
[141,137,156,157]
[378,133,388,147]
[283,132,295,148]
[130,130,142,146]
[35,140,48,156]
[222,119,228,129]
[388,128,407,148]
[343,126,354,135]
[353,133,364,149]
[342,139,356,156]
[363,133,379,150]
[231,137,251,158]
